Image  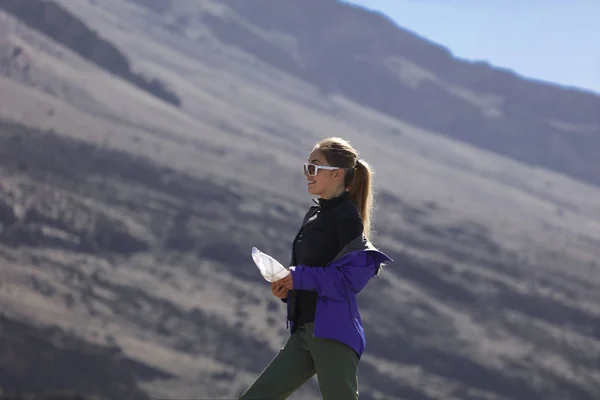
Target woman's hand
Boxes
[277,274,293,291]
[271,281,289,299]
[271,275,293,299]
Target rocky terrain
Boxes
[0,0,180,107]
[198,0,600,187]
[1,1,600,399]
[0,314,161,400]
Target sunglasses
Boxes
[303,163,340,176]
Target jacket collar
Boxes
[330,234,393,266]
[313,191,350,209]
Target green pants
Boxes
[239,323,359,400]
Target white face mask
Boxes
[252,247,290,282]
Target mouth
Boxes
[307,181,315,186]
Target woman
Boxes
[240,137,392,400]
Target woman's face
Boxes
[304,149,344,198]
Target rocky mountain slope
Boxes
[0,313,163,400]
[1,1,600,399]
[201,0,600,187]
[0,0,180,107]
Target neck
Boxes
[320,187,346,200]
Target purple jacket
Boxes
[287,234,392,358]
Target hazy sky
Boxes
[344,0,600,94]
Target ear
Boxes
[334,168,345,180]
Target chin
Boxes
[307,186,320,196]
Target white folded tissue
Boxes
[252,247,290,282]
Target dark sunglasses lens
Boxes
[304,164,317,175]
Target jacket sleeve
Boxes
[290,252,377,301]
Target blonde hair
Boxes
[315,137,374,239]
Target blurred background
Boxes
[0,1,599,399]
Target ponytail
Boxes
[348,159,373,240]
